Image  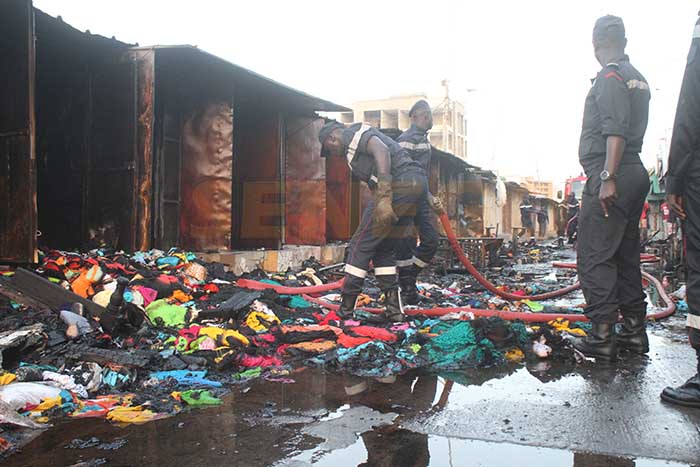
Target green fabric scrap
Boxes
[180,389,222,406]
[145,299,188,327]
[522,299,544,312]
[421,321,502,369]
[235,367,263,380]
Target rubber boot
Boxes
[572,322,617,361]
[399,266,420,305]
[661,328,700,408]
[661,374,700,408]
[384,288,405,323]
[337,294,358,320]
[616,310,649,354]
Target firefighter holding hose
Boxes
[319,121,428,322]
[395,100,442,305]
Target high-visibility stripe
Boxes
[344,264,367,278]
[396,259,414,268]
[374,266,397,276]
[627,79,649,91]
[413,257,428,268]
[693,24,700,39]
[687,314,700,330]
[346,124,372,167]
[398,141,431,151]
[370,175,378,184]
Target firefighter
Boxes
[661,12,700,408]
[572,15,651,361]
[395,100,442,304]
[319,121,427,322]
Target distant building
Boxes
[512,176,555,200]
[334,93,468,159]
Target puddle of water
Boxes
[277,433,692,467]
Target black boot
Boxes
[384,289,405,323]
[661,374,700,408]
[662,328,700,407]
[616,311,649,354]
[337,294,358,319]
[399,270,420,305]
[572,322,617,361]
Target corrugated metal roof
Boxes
[133,45,348,113]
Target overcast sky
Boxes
[34,0,699,184]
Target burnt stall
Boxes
[149,47,347,252]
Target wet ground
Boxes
[2,315,699,467]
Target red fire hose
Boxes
[437,213,581,301]
[235,278,344,294]
[234,214,671,322]
[301,270,675,323]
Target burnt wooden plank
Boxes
[10,268,105,317]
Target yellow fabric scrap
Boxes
[106,405,163,424]
[199,327,250,347]
[548,318,586,336]
[245,311,280,332]
[0,373,17,385]
[505,348,525,362]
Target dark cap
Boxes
[409,99,431,117]
[318,121,344,157]
[593,15,626,44]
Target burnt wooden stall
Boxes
[0,3,347,262]
[146,46,346,252]
[1,3,136,261]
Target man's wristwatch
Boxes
[600,170,616,182]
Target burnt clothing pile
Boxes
[0,244,588,455]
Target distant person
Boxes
[572,16,651,361]
[395,100,442,305]
[566,192,580,244]
[661,12,700,409]
[520,196,535,238]
[537,200,549,238]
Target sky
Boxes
[34,0,700,185]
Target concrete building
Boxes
[512,176,556,200]
[336,93,468,159]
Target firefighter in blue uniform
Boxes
[319,121,427,322]
[572,15,651,361]
[661,12,700,409]
[395,100,442,304]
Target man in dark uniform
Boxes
[661,12,700,408]
[572,15,651,361]
[395,100,442,304]
[319,121,428,322]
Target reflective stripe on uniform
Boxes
[344,264,368,278]
[346,124,373,167]
[413,257,428,268]
[396,259,414,268]
[370,175,378,184]
[694,23,700,39]
[626,79,649,91]
[687,314,700,330]
[374,266,397,276]
[398,141,431,151]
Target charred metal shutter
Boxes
[0,0,37,263]
[85,61,138,252]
